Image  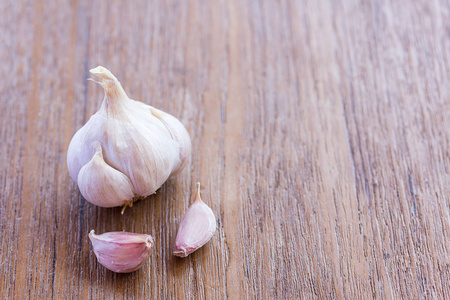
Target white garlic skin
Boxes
[147,106,192,177]
[77,141,134,207]
[67,66,191,208]
[89,230,154,273]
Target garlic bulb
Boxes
[67,66,191,211]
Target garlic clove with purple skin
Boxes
[173,183,216,257]
[89,230,154,273]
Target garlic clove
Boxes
[99,118,179,197]
[173,183,216,257]
[149,106,192,176]
[77,141,134,208]
[89,230,154,273]
[67,115,107,185]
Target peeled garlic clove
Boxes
[67,66,191,208]
[89,230,154,273]
[77,141,134,208]
[173,183,216,257]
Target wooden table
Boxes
[1,0,449,299]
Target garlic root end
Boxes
[121,199,133,215]
[173,250,188,258]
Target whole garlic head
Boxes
[67,66,191,210]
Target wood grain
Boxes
[1,0,450,299]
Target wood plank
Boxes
[1,0,449,299]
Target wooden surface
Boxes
[1,0,450,299]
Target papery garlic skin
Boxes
[67,66,191,209]
[173,183,216,257]
[77,141,134,207]
[89,230,154,273]
[147,106,192,176]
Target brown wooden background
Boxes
[1,0,450,299]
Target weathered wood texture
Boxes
[1,0,450,299]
